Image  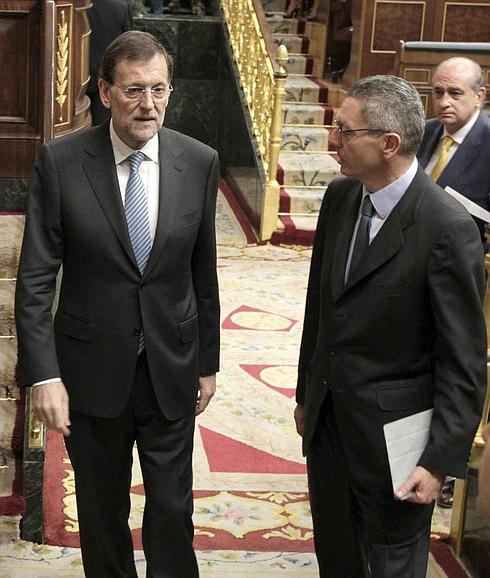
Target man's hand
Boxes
[33,381,71,436]
[395,465,444,504]
[294,403,305,437]
[196,374,216,416]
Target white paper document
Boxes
[445,186,490,224]
[383,409,433,497]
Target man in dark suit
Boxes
[417,57,490,242]
[88,0,132,125]
[15,31,220,578]
[295,75,486,577]
[418,56,490,507]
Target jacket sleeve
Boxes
[15,143,63,385]
[418,215,487,478]
[296,184,331,405]
[191,150,220,375]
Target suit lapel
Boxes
[143,129,188,277]
[344,167,426,291]
[418,124,442,168]
[438,112,483,187]
[330,183,362,302]
[82,125,137,268]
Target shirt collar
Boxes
[109,120,160,165]
[362,157,418,219]
[442,109,480,145]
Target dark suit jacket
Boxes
[15,123,220,421]
[87,0,132,94]
[297,166,486,500]
[417,111,490,224]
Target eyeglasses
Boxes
[114,84,173,100]
[332,120,390,141]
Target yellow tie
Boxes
[430,135,455,181]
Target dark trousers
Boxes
[307,400,433,578]
[64,353,198,578]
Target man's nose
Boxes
[329,128,342,148]
[139,91,155,109]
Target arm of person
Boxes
[15,143,64,386]
[416,215,486,484]
[192,150,221,378]
[395,466,445,504]
[196,374,216,415]
[294,403,305,437]
[32,380,71,437]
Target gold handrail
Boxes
[221,0,288,240]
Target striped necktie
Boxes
[430,135,455,182]
[348,195,375,280]
[125,151,152,274]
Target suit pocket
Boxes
[54,310,94,343]
[376,375,434,411]
[179,314,198,343]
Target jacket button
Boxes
[133,328,142,336]
[330,348,338,356]
[139,283,145,290]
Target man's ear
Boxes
[383,132,402,158]
[98,79,112,110]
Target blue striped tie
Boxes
[125,152,152,274]
[125,151,152,353]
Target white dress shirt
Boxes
[344,158,418,283]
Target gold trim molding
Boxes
[55,5,72,126]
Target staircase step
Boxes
[285,76,329,103]
[273,33,309,54]
[281,126,330,151]
[286,53,313,74]
[263,0,287,12]
[282,102,333,125]
[272,214,319,245]
[279,186,325,213]
[277,151,341,187]
[266,14,306,35]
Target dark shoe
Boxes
[437,480,454,508]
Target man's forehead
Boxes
[433,67,472,89]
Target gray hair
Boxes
[434,57,485,93]
[348,75,425,157]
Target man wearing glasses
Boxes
[15,31,220,578]
[295,75,486,577]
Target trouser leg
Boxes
[132,354,199,578]
[64,408,137,578]
[307,402,366,578]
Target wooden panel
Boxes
[0,0,41,178]
[371,1,425,53]
[0,13,27,119]
[343,0,490,89]
[442,3,490,41]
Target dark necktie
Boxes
[349,195,375,279]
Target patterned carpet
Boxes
[0,187,467,577]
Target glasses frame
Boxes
[332,119,391,141]
[113,83,174,101]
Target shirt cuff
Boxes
[32,378,62,387]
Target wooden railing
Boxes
[221,0,288,240]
